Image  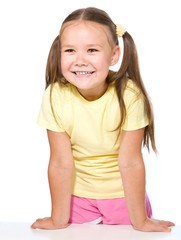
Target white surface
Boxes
[0,222,180,240]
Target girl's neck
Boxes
[76,82,109,101]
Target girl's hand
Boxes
[31,217,69,230]
[133,218,175,232]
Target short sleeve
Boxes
[122,81,149,131]
[37,85,65,132]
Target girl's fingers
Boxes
[150,220,174,232]
[31,221,42,229]
[147,223,171,232]
[31,218,47,229]
[157,220,175,227]
[164,221,175,227]
[31,222,38,229]
[134,218,175,232]
[159,225,171,232]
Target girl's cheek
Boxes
[62,55,75,65]
[61,58,71,68]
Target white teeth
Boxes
[74,71,93,75]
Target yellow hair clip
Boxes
[116,24,126,37]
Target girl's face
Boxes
[60,21,120,101]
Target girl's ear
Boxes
[110,45,121,66]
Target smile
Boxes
[73,71,95,75]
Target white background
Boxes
[0,0,180,225]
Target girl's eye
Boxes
[65,49,75,53]
[88,49,98,53]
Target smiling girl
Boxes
[60,20,118,101]
[31,7,174,232]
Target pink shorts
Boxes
[69,193,152,225]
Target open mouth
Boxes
[72,71,95,75]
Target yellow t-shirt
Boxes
[37,79,149,199]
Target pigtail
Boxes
[44,35,65,129]
[45,36,63,89]
[114,32,157,153]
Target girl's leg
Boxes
[68,195,103,224]
[96,192,152,225]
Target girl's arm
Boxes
[31,130,74,230]
[118,128,174,232]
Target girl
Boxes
[31,7,174,232]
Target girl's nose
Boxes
[75,53,88,66]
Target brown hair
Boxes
[45,7,157,153]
